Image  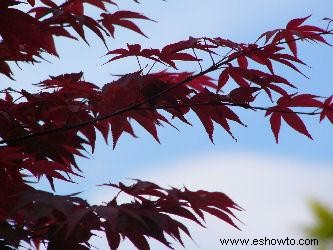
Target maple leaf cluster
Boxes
[0,0,332,249]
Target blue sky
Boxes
[8,1,333,249]
[24,0,331,193]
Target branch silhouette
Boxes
[0,30,331,145]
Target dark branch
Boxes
[137,102,322,116]
[0,101,322,145]
[0,30,331,145]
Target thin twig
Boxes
[146,61,157,75]
[203,38,216,65]
[136,102,321,116]
[135,56,142,71]
[192,48,203,72]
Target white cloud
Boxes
[89,152,333,250]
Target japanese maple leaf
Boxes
[265,94,322,142]
[151,70,218,92]
[64,0,116,14]
[190,89,244,141]
[106,44,161,63]
[158,38,206,68]
[100,11,152,38]
[218,66,294,100]
[258,16,329,57]
[320,96,333,124]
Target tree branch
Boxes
[0,100,323,145]
[0,30,331,145]
[137,102,322,116]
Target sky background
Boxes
[7,0,333,249]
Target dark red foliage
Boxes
[99,180,240,249]
[320,96,333,123]
[0,1,332,249]
[265,94,322,142]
